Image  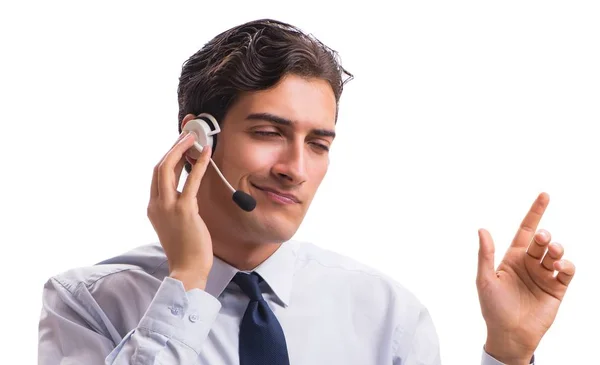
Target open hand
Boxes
[476,192,575,364]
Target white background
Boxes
[1,1,599,364]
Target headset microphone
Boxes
[208,158,256,211]
[182,113,257,212]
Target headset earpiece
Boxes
[181,113,220,159]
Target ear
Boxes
[180,113,197,130]
[181,113,198,165]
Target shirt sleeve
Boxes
[393,306,442,365]
[38,276,222,365]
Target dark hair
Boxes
[177,18,353,172]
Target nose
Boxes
[271,142,307,185]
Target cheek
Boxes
[243,149,278,170]
[224,142,277,172]
[308,158,329,182]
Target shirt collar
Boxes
[204,240,298,307]
[204,255,238,300]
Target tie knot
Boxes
[232,272,263,301]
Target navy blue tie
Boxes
[232,272,290,365]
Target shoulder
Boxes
[45,242,167,298]
[292,239,426,314]
[40,243,169,340]
[290,240,436,350]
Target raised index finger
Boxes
[511,192,550,249]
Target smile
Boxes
[251,184,300,205]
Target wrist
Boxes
[169,269,208,291]
[484,334,534,365]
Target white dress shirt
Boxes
[38,239,530,364]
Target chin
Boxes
[248,213,301,243]
[262,223,299,243]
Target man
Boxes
[38,19,575,364]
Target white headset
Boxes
[181,113,221,160]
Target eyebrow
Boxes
[246,112,336,138]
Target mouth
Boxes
[251,183,300,204]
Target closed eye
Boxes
[311,142,330,151]
[253,131,281,137]
[253,130,330,152]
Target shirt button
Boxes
[169,305,183,316]
[189,314,199,323]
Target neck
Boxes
[198,188,284,271]
[212,237,282,271]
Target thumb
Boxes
[477,228,496,286]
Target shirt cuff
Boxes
[481,348,535,365]
[138,276,222,354]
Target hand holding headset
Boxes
[182,113,257,212]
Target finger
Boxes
[150,163,160,199]
[181,145,212,200]
[554,259,576,286]
[512,192,550,248]
[157,132,196,199]
[173,155,187,191]
[477,228,496,286]
[541,242,564,271]
[150,132,191,198]
[526,229,551,260]
[172,130,190,145]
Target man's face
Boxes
[184,74,337,244]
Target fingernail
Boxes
[183,131,195,141]
[537,230,548,240]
